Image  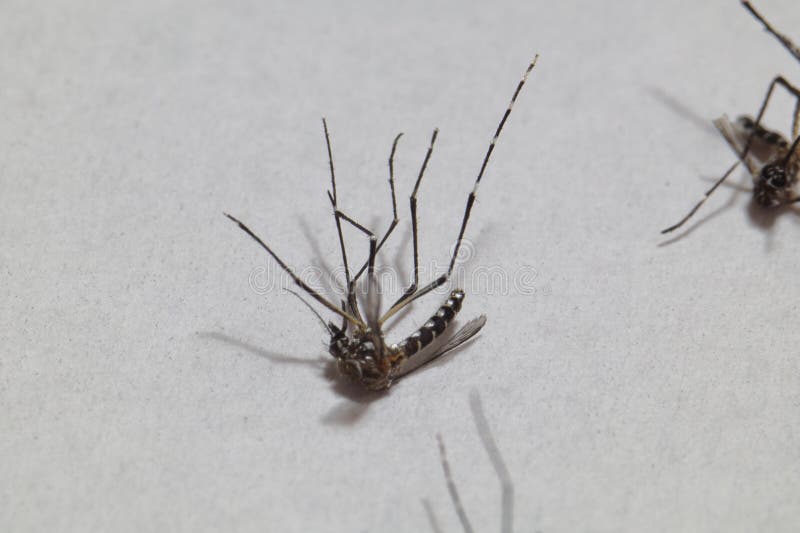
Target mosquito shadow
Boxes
[421,499,445,533]
[645,86,718,137]
[319,360,389,426]
[297,214,346,299]
[318,322,483,427]
[202,331,389,423]
[198,331,326,368]
[696,171,800,233]
[746,200,800,252]
[746,199,800,230]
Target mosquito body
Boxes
[661,1,800,234]
[226,56,537,390]
[329,289,483,390]
[714,114,800,208]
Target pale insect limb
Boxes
[381,56,539,324]
[742,1,800,63]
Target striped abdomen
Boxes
[736,116,790,151]
[396,289,465,358]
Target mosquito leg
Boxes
[662,76,800,234]
[330,209,380,335]
[322,118,356,301]
[380,56,538,324]
[379,128,440,314]
[661,163,741,234]
[365,235,381,329]
[224,213,363,326]
[742,1,800,63]
[743,76,800,157]
[353,132,404,283]
[782,134,800,166]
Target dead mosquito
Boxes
[225,57,538,390]
[423,391,515,533]
[661,1,800,234]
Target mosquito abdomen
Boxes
[398,289,465,357]
[737,115,790,150]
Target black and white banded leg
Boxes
[381,56,539,324]
[662,76,800,234]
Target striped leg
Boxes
[224,213,364,327]
[386,128,440,313]
[352,133,404,283]
[662,76,800,234]
[742,1,800,63]
[324,121,403,319]
[380,56,539,324]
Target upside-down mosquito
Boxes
[225,57,538,390]
[661,1,800,234]
[423,391,516,533]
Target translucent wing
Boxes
[713,115,748,156]
[433,316,488,359]
[392,315,487,381]
[714,115,788,168]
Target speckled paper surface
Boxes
[2,1,800,531]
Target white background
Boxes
[3,0,800,531]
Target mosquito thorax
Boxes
[327,325,394,390]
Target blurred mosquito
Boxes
[423,391,515,533]
[661,1,800,234]
[226,57,538,390]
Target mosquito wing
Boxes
[434,316,488,358]
[714,115,748,157]
[392,315,487,381]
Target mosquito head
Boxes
[328,329,392,390]
[755,163,790,207]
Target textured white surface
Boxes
[2,0,800,531]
